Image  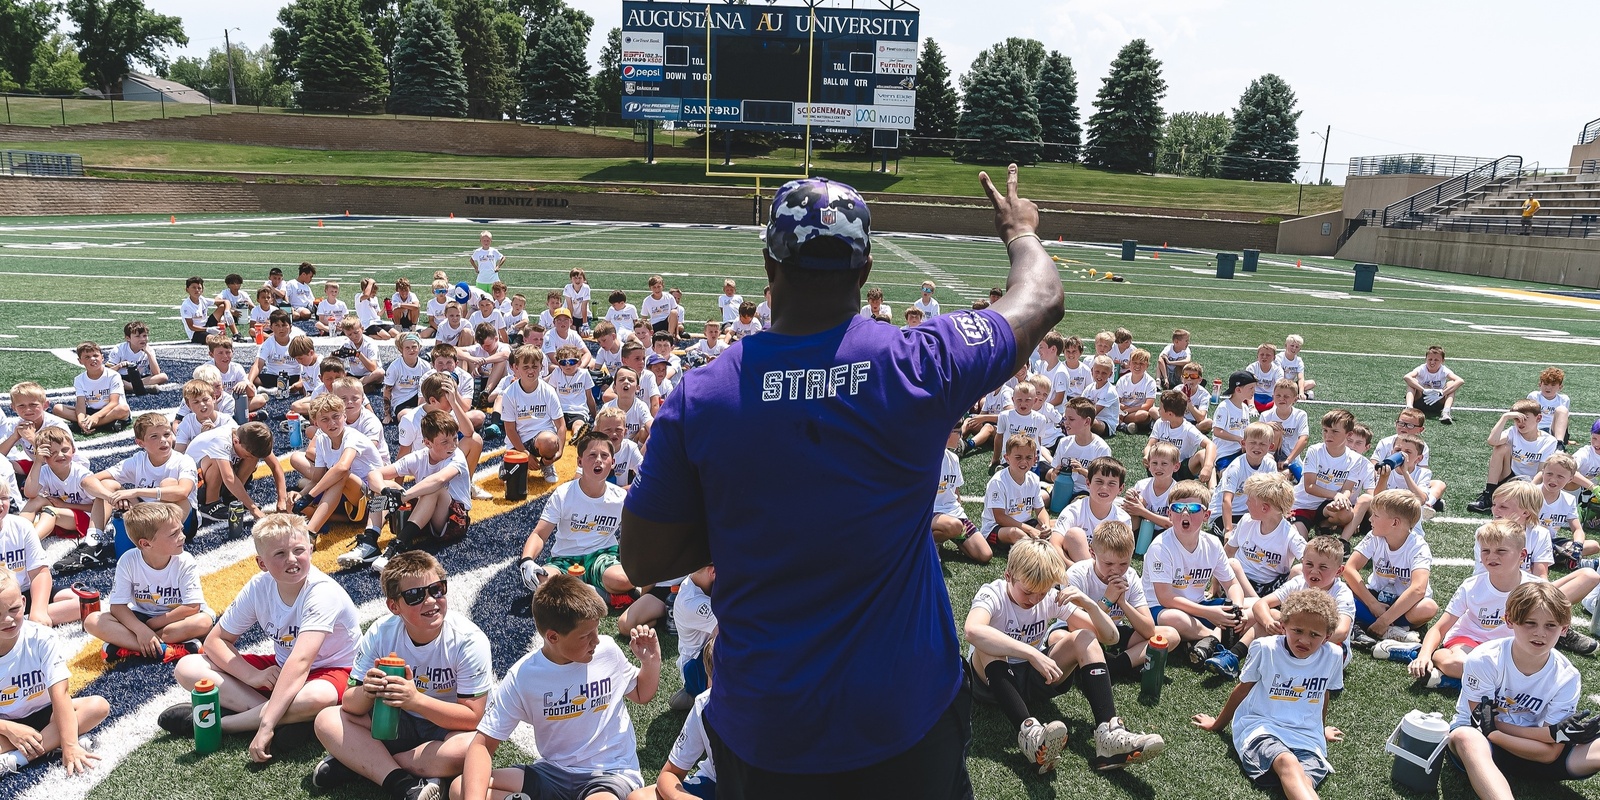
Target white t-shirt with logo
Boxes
[667,692,718,782]
[980,470,1043,535]
[1526,391,1570,432]
[33,460,97,506]
[392,448,474,507]
[1211,401,1255,459]
[1150,418,1206,461]
[1246,362,1284,394]
[1133,477,1174,522]
[1143,531,1235,605]
[257,332,305,377]
[1233,636,1344,761]
[967,578,1072,663]
[286,279,317,311]
[1211,454,1278,518]
[175,412,234,450]
[1084,382,1121,431]
[1292,444,1360,511]
[1050,434,1112,474]
[1473,525,1554,575]
[1261,405,1309,459]
[219,567,360,670]
[1373,434,1431,468]
[312,428,386,484]
[500,378,562,440]
[605,304,639,333]
[1065,560,1147,625]
[0,623,69,720]
[470,247,503,285]
[1055,497,1131,545]
[110,549,210,617]
[352,613,495,717]
[1115,373,1159,412]
[540,481,627,558]
[478,638,642,781]
[1275,354,1306,384]
[1540,490,1578,533]
[1575,446,1600,482]
[1412,363,1456,393]
[550,369,596,418]
[996,408,1055,451]
[1454,637,1580,729]
[1354,533,1434,600]
[674,578,717,672]
[1443,571,1541,644]
[1227,516,1306,584]
[933,449,965,518]
[106,342,151,376]
[641,294,678,326]
[74,369,124,411]
[105,451,199,508]
[0,515,46,586]
[563,283,591,315]
[1506,428,1559,480]
[601,399,653,441]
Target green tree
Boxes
[268,0,313,84]
[960,36,1046,95]
[493,10,524,67]
[591,26,621,119]
[1034,50,1080,162]
[28,33,86,93]
[912,38,959,154]
[1155,111,1231,177]
[1221,73,1301,182]
[959,58,1041,165]
[64,0,187,96]
[1083,38,1166,173]
[453,0,516,119]
[390,0,467,117]
[518,9,592,124]
[294,0,388,112]
[167,42,292,106]
[0,0,53,89]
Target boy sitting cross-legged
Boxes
[1211,423,1280,537]
[190,421,286,525]
[495,345,566,485]
[161,513,360,762]
[84,502,213,663]
[1469,399,1560,514]
[1344,489,1437,646]
[76,412,198,572]
[1143,480,1248,669]
[1146,390,1214,483]
[289,394,385,540]
[980,434,1054,551]
[1065,521,1181,679]
[1372,519,1540,690]
[1044,396,1111,515]
[51,342,129,435]
[933,426,993,564]
[452,573,661,800]
[1191,589,1345,800]
[1446,581,1600,800]
[352,409,474,573]
[1290,409,1360,538]
[519,432,635,606]
[1123,442,1177,556]
[0,569,108,776]
[1225,472,1306,602]
[964,538,1165,775]
[1214,535,1354,680]
[312,551,493,800]
[20,427,104,544]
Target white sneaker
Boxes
[471,484,493,500]
[0,751,20,774]
[1092,717,1165,771]
[543,465,559,483]
[1381,625,1421,644]
[1018,718,1068,774]
[337,541,381,569]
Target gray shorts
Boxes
[517,761,642,800]
[1238,734,1330,789]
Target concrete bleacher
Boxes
[1434,171,1600,236]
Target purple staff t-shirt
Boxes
[626,309,1017,772]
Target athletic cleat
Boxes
[183,638,204,655]
[543,465,559,483]
[198,500,230,524]
[1017,718,1068,774]
[668,689,695,712]
[1558,629,1599,656]
[54,541,115,576]
[1583,558,1600,573]
[1189,635,1220,666]
[338,538,382,570]
[1466,491,1493,515]
[0,751,20,775]
[405,778,444,800]
[1351,629,1378,650]
[158,703,195,736]
[1425,667,1461,691]
[1381,625,1421,644]
[471,484,493,500]
[1092,717,1165,771]
[1439,412,1453,425]
[1372,640,1421,664]
[101,642,122,662]
[161,642,194,663]
[312,754,355,789]
[1203,649,1240,680]
[371,542,403,573]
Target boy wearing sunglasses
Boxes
[312,551,493,800]
[550,345,597,438]
[1143,481,1248,670]
[161,513,359,763]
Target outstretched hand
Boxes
[979,164,1040,243]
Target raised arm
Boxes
[983,165,1064,374]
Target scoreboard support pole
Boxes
[645,121,656,165]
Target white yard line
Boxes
[877,238,985,302]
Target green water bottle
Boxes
[1140,634,1170,705]
[192,678,222,754]
[371,653,409,741]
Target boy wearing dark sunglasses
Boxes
[312,551,493,800]
[550,344,597,439]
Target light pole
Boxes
[223,27,240,105]
[1311,125,1331,185]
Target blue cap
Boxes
[646,352,669,366]
[765,178,871,270]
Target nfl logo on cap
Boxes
[821,208,837,226]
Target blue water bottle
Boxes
[111,509,135,557]
[287,412,303,448]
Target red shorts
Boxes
[1291,506,1325,525]
[1441,635,1482,652]
[239,653,351,701]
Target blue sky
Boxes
[152,0,1590,181]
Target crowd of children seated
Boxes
[3,233,1600,800]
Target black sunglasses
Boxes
[400,579,448,606]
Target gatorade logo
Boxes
[194,702,218,728]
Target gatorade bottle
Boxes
[665,583,681,635]
[287,412,303,448]
[192,678,222,754]
[1140,634,1169,704]
[1209,379,1223,412]
[232,390,249,425]
[503,450,530,501]
[567,564,585,579]
[227,502,247,538]
[370,654,409,741]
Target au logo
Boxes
[755,12,783,31]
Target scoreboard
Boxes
[618,1,919,133]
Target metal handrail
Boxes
[1347,153,1496,178]
[1581,117,1600,146]
[1381,155,1522,227]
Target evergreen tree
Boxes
[269,0,313,84]
[912,38,959,155]
[591,26,621,119]
[390,0,467,117]
[959,37,1046,94]
[1034,50,1080,162]
[959,58,1041,165]
[1155,112,1231,177]
[453,0,516,119]
[1221,73,1301,182]
[295,0,388,112]
[1083,39,1166,173]
[518,9,593,124]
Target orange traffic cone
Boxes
[169,215,175,224]
[344,209,350,216]
[449,212,455,218]
[1151,252,1159,259]
[318,219,324,227]
[1162,241,1168,249]
[1296,259,1302,268]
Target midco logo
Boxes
[856,107,913,126]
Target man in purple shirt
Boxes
[621,166,1061,799]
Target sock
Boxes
[1230,641,1248,658]
[359,528,380,546]
[0,749,29,769]
[1077,662,1117,726]
[401,521,426,547]
[381,768,420,799]
[1483,482,1496,494]
[86,528,104,545]
[1108,650,1137,680]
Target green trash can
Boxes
[1216,252,1237,279]
[1242,249,1259,272]
[1354,263,1379,292]
[1121,240,1137,261]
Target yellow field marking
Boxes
[67,445,573,692]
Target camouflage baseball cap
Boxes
[765,177,872,270]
